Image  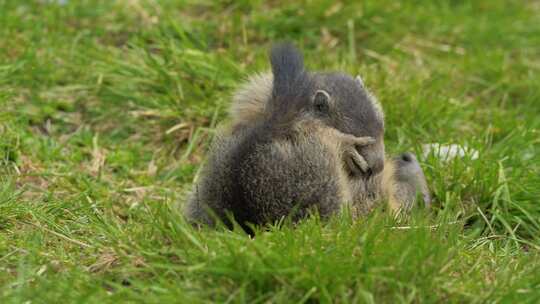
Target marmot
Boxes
[185,44,430,232]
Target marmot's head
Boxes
[269,43,385,178]
[394,152,431,209]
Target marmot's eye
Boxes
[313,90,330,113]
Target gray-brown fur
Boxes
[185,44,429,232]
[185,124,358,231]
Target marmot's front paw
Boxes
[337,133,374,176]
[344,147,369,175]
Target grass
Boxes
[1,0,540,302]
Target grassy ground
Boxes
[1,0,540,302]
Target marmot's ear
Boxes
[270,43,304,98]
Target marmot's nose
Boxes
[399,152,415,163]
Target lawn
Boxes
[1,0,540,302]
